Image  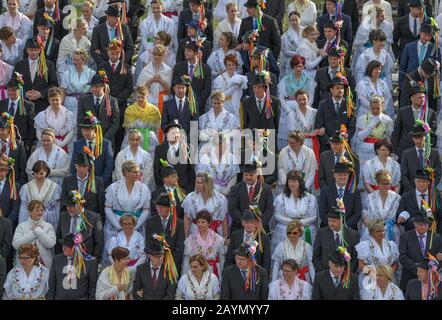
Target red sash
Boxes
[207,256,219,278]
[312,136,320,190]
[55,135,69,153]
[364,137,380,144]
[297,266,309,281]
[163,11,178,18]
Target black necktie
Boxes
[335,233,341,247]
[152,267,159,287]
[95,97,100,114]
[414,18,418,37]
[88,141,93,151]
[8,102,14,115]
[178,99,183,113]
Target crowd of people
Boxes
[0,0,442,301]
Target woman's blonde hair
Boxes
[41,128,56,140]
[375,169,392,184]
[82,0,94,9]
[189,254,209,272]
[225,2,237,12]
[196,172,214,198]
[152,44,166,56]
[135,85,149,96]
[368,219,385,236]
[287,219,304,236]
[211,91,225,102]
[376,264,395,282]
[121,160,140,177]
[119,214,136,226]
[288,130,305,144]
[48,87,63,99]
[75,18,87,30]
[74,48,89,62]
[302,25,317,38]
[128,129,142,140]
[370,94,385,106]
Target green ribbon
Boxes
[304,226,312,245]
[140,128,151,152]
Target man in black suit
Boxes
[397,0,432,18]
[61,153,105,221]
[0,76,36,157]
[244,47,279,97]
[312,249,359,300]
[145,193,185,271]
[242,72,280,141]
[318,161,362,230]
[177,0,214,43]
[262,0,285,34]
[0,214,13,269]
[401,123,441,192]
[0,156,20,229]
[56,192,104,261]
[317,21,349,68]
[317,0,353,55]
[398,209,442,291]
[391,84,437,161]
[0,255,5,295]
[221,242,269,300]
[153,122,195,193]
[150,164,185,219]
[228,162,274,233]
[396,169,442,233]
[77,72,120,147]
[33,0,68,40]
[90,6,134,66]
[400,58,440,110]
[13,37,58,114]
[176,19,212,64]
[0,114,27,185]
[314,76,356,153]
[406,258,442,300]
[313,48,355,107]
[29,17,60,63]
[237,0,281,59]
[321,0,358,35]
[172,41,212,115]
[97,42,133,152]
[393,0,424,60]
[104,0,144,43]
[161,76,199,137]
[313,207,359,272]
[224,211,271,277]
[318,131,359,188]
[133,240,177,300]
[46,233,98,300]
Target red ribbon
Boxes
[207,256,219,278]
[312,136,320,190]
[55,135,68,153]
[297,266,309,281]
[163,11,178,18]
[363,137,380,144]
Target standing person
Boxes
[312,249,360,300]
[221,242,269,300]
[261,0,285,34]
[206,31,242,79]
[295,26,326,78]
[176,19,212,64]
[46,233,99,300]
[30,16,59,64]
[32,0,68,40]
[0,27,24,67]
[81,1,98,40]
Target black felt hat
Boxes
[421,58,439,76]
[25,38,41,49]
[412,208,432,224]
[415,168,431,180]
[409,122,427,137]
[155,193,171,207]
[329,249,347,266]
[408,82,427,97]
[233,243,251,257]
[408,0,424,7]
[242,210,258,221]
[244,0,258,7]
[75,153,92,166]
[327,207,343,219]
[145,240,165,255]
[105,5,120,16]
[37,17,53,27]
[63,233,76,248]
[333,162,352,174]
[327,76,347,90]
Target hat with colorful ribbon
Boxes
[81,146,97,194]
[0,112,17,151]
[180,75,197,116]
[0,154,17,200]
[151,234,178,284]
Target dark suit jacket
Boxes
[238,147,278,186]
[399,230,442,291]
[161,96,198,136]
[77,94,120,141]
[171,61,212,114]
[314,97,356,152]
[318,150,360,189]
[153,141,196,194]
[70,138,114,187]
[46,254,98,300]
[23,36,59,63]
[0,255,5,297]
[313,226,359,272]
[245,70,278,98]
[397,0,432,17]
[221,264,269,300]
[0,182,20,228]
[0,99,36,154]
[224,229,271,277]
[399,40,440,84]
[97,61,133,112]
[318,184,362,230]
[242,95,280,137]
[401,147,442,192]
[228,181,274,232]
[6,140,28,186]
[391,106,437,160]
[60,175,105,221]
[406,278,442,300]
[33,8,68,40]
[12,58,58,114]
[400,68,438,111]
[176,37,212,64]
[313,66,355,108]
[36,0,70,10]
[56,210,104,259]
[393,15,419,59]
[321,0,358,34]
[133,262,176,299]
[317,38,350,68]
[312,269,359,300]
[0,217,13,261]
[396,190,442,234]
[150,184,184,219]
[90,22,134,66]
[262,0,285,33]
[177,8,214,43]
[145,215,185,268]
[317,13,353,50]
[237,14,281,58]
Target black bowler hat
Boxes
[25,38,41,49]
[188,0,203,4]
[412,209,432,224]
[240,161,259,173]
[333,162,352,174]
[408,0,423,7]
[37,17,53,27]
[187,19,199,29]
[242,210,258,221]
[416,257,431,270]
[163,121,183,133]
[327,207,343,219]
[329,130,344,143]
[420,23,434,34]
[88,73,106,86]
[233,243,251,257]
[155,193,171,207]
[0,116,9,129]
[184,40,199,52]
[7,77,20,89]
[75,153,92,166]
[328,48,340,58]
[173,75,191,86]
[77,116,100,128]
[63,233,76,248]
[105,5,120,16]
[161,165,177,179]
[327,76,347,90]
[409,122,427,137]
[329,249,347,266]
[415,168,431,180]
[421,58,439,76]
[244,0,258,7]
[408,82,427,97]
[145,240,165,255]
[323,20,338,30]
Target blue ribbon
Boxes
[113,209,142,218]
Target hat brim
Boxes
[77,124,96,128]
[408,131,426,137]
[327,82,346,90]
[232,249,249,257]
[332,169,351,174]
[145,249,165,255]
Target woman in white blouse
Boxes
[271,220,315,284]
[287,0,317,27]
[360,264,404,300]
[26,128,70,186]
[34,87,77,155]
[207,31,243,79]
[176,254,220,300]
[213,2,243,50]
[0,0,32,44]
[0,43,13,100]
[12,200,56,269]
[295,25,327,78]
[269,259,312,300]
[81,1,98,40]
[355,219,399,288]
[2,244,49,300]
[0,26,25,66]
[114,129,154,188]
[280,11,304,78]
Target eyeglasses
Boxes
[19,256,31,260]
[287,231,298,235]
